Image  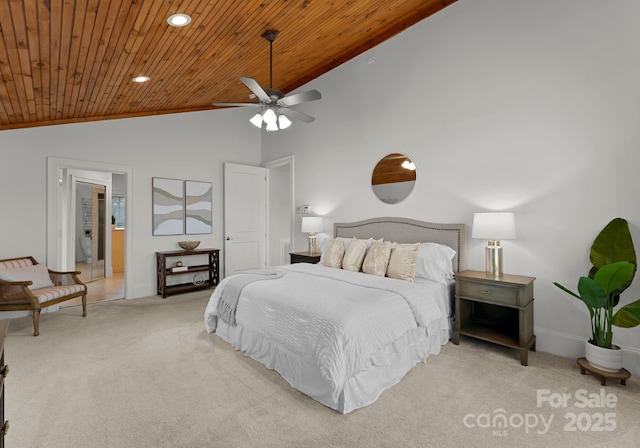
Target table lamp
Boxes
[472,212,516,277]
[301,217,324,254]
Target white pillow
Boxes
[323,239,345,269]
[342,238,368,272]
[362,241,392,276]
[386,243,420,282]
[415,242,456,284]
[316,232,332,254]
[0,264,54,290]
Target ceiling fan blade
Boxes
[213,102,260,107]
[277,90,322,107]
[280,107,315,123]
[240,77,272,103]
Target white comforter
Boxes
[204,263,450,402]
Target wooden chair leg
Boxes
[32,309,41,337]
[82,294,87,317]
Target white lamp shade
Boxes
[249,113,263,128]
[301,217,323,233]
[472,212,516,240]
[263,108,277,124]
[278,114,292,129]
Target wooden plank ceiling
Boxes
[0,0,456,131]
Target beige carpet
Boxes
[5,291,640,448]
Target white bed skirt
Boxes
[214,317,450,414]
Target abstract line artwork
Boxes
[152,178,185,236]
[185,180,213,235]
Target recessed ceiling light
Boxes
[167,13,191,27]
[132,75,150,83]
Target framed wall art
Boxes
[152,177,184,236]
[185,180,213,235]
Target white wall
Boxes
[0,108,261,298]
[262,0,640,373]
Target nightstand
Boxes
[289,252,321,264]
[453,270,536,366]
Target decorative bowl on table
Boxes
[178,241,200,250]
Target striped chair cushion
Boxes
[33,285,85,304]
[0,258,34,270]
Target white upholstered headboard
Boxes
[334,217,467,273]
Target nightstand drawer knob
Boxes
[480,290,491,294]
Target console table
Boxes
[156,248,220,298]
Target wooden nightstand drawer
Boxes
[459,279,519,306]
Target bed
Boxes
[204,217,467,413]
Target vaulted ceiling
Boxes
[0,0,456,131]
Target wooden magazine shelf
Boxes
[156,248,220,298]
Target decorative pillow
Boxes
[415,242,457,284]
[386,242,420,282]
[320,236,381,263]
[342,238,368,272]
[323,239,345,269]
[362,241,392,276]
[0,263,54,290]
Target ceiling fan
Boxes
[213,30,322,131]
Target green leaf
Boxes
[552,282,581,300]
[593,261,635,295]
[577,277,608,309]
[612,299,640,328]
[590,218,636,269]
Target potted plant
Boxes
[553,218,640,372]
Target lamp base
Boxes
[485,240,503,277]
[308,233,317,255]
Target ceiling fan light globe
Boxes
[278,114,292,129]
[263,108,277,124]
[249,113,263,128]
[265,121,279,132]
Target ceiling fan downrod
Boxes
[262,30,278,90]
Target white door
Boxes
[224,163,267,276]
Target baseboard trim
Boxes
[535,327,640,375]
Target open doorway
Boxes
[264,156,294,268]
[64,175,125,307]
[47,157,133,309]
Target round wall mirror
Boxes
[371,153,416,204]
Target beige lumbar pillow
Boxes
[323,238,346,269]
[362,241,392,276]
[342,238,368,271]
[386,242,420,281]
[0,263,55,290]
